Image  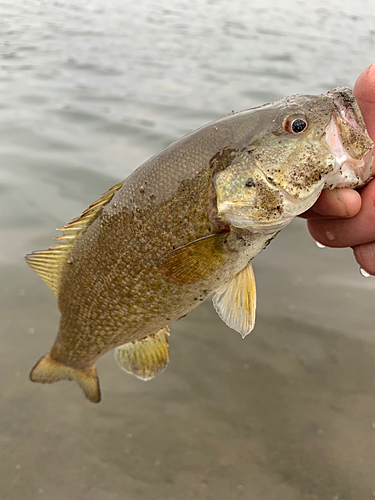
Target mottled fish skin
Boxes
[52,117,270,368]
[26,87,373,402]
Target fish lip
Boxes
[323,112,373,189]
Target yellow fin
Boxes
[115,327,170,380]
[30,353,101,403]
[158,233,230,285]
[25,180,124,295]
[24,244,72,296]
[212,261,257,338]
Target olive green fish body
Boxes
[26,87,373,402]
[53,118,273,369]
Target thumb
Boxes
[354,63,375,144]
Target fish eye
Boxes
[283,116,308,134]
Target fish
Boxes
[26,87,373,403]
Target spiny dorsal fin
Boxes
[25,180,124,295]
[115,326,170,380]
[212,261,257,338]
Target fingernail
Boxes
[333,190,349,216]
[310,189,349,217]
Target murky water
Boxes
[1,1,375,499]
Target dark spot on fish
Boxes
[245,177,255,187]
[267,176,273,181]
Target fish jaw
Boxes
[323,112,373,190]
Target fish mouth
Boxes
[323,98,373,189]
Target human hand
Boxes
[302,64,375,275]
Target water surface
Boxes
[1,1,375,499]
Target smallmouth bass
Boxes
[26,87,373,403]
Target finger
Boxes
[301,188,361,219]
[307,178,375,247]
[354,63,375,144]
[353,242,375,276]
[301,66,375,222]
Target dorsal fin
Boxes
[25,180,124,295]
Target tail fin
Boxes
[30,353,101,403]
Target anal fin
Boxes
[212,261,257,338]
[115,326,170,380]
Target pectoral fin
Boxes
[115,327,170,380]
[212,261,257,338]
[158,232,230,285]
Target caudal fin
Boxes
[30,353,101,403]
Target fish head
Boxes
[214,87,373,233]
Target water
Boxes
[360,267,371,278]
[1,0,375,499]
